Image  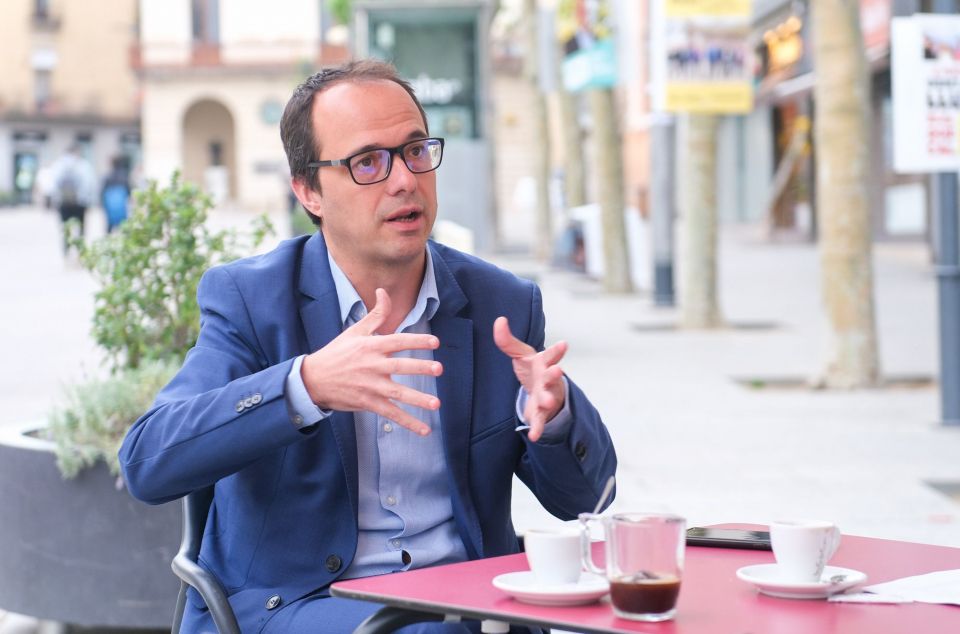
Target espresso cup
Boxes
[523,527,583,585]
[580,512,686,622]
[769,519,841,582]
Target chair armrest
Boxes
[172,489,240,634]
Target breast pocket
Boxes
[469,414,518,445]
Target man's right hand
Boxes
[300,288,442,436]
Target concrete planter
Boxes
[0,424,180,629]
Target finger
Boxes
[525,409,546,442]
[493,316,535,359]
[540,365,565,390]
[378,380,442,411]
[539,340,568,367]
[375,402,432,436]
[386,357,444,377]
[354,288,391,336]
[374,333,441,354]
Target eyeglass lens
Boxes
[349,139,443,184]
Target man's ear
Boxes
[291,176,322,219]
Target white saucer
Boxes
[736,564,868,600]
[492,571,610,606]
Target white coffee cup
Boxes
[523,527,583,585]
[769,519,841,582]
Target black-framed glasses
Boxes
[307,137,445,185]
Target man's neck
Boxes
[331,250,427,334]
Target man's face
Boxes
[308,80,437,272]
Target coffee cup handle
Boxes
[579,513,605,576]
[827,525,841,560]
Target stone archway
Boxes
[182,98,236,204]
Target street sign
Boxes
[892,15,960,173]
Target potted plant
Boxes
[0,173,271,629]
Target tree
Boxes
[522,0,554,261]
[810,0,880,387]
[679,114,723,328]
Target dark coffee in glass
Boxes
[610,573,681,619]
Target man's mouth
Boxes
[386,210,421,223]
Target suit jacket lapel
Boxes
[297,232,359,521]
[430,243,484,558]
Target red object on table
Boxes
[331,527,960,633]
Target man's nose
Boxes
[385,152,417,192]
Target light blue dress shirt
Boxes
[284,247,572,579]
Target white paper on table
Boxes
[861,569,960,605]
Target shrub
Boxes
[47,172,273,477]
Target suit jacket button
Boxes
[251,393,262,405]
[235,401,244,413]
[265,594,281,610]
[325,555,342,572]
[574,441,587,461]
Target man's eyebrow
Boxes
[344,131,429,157]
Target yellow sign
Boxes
[664,0,750,18]
[665,82,753,113]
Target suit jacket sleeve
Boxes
[118,265,309,504]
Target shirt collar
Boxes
[326,247,439,330]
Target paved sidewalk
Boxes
[1,206,958,631]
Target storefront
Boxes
[354,0,496,250]
[748,0,929,241]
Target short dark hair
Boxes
[279,59,429,226]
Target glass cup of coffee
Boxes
[580,512,686,622]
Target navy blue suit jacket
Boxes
[119,232,617,632]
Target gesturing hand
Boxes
[493,316,568,442]
[300,288,442,436]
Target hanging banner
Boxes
[652,0,753,113]
[892,15,960,173]
[558,0,618,92]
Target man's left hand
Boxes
[493,316,567,442]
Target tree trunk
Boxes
[589,87,633,293]
[523,0,553,261]
[557,73,586,208]
[680,114,723,328]
[811,0,880,387]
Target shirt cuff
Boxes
[515,376,573,442]
[284,355,332,429]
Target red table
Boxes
[331,530,960,633]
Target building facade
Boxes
[0,0,140,205]
[137,0,347,213]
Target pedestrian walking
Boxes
[50,144,96,254]
[101,155,131,233]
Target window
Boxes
[191,0,220,44]
[34,69,51,111]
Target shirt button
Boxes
[265,594,281,610]
[391,539,401,548]
[386,495,397,506]
[292,414,304,426]
[382,423,393,432]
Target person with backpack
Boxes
[51,144,96,255]
[101,155,131,233]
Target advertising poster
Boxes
[892,15,960,173]
[558,0,618,92]
[652,0,752,113]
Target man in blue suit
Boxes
[119,60,616,633]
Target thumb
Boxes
[355,288,391,335]
[493,316,534,359]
